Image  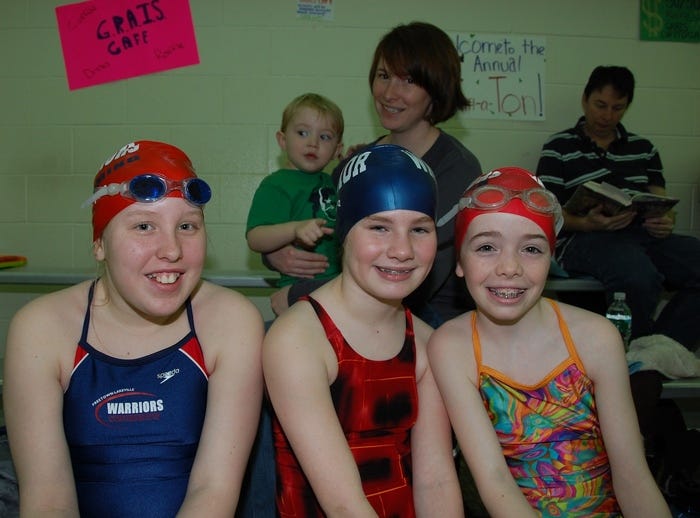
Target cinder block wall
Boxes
[1,0,699,357]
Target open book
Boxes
[563,181,679,219]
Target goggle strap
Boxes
[80,182,126,208]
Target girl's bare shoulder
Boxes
[10,280,92,332]
[431,311,474,343]
[411,314,434,351]
[6,281,93,384]
[192,281,263,320]
[552,300,622,357]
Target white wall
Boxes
[1,0,699,356]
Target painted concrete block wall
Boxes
[1,0,699,357]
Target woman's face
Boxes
[342,209,436,302]
[371,58,433,134]
[94,197,206,319]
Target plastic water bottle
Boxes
[606,292,632,350]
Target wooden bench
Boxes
[544,274,607,316]
[0,266,278,289]
[544,276,604,292]
[544,258,606,304]
[0,266,604,292]
[661,377,700,399]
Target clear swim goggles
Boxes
[82,174,212,208]
[458,184,559,215]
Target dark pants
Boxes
[560,226,700,350]
[236,399,276,517]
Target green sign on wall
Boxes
[640,0,700,42]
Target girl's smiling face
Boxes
[342,209,436,302]
[94,197,206,320]
[457,212,551,323]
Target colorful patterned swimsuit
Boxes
[473,299,621,517]
[273,296,418,518]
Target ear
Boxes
[580,93,588,111]
[424,101,434,123]
[276,130,287,151]
[93,237,106,262]
[335,142,344,161]
[455,259,465,278]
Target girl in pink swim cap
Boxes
[428,167,670,517]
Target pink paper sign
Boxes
[55,0,200,90]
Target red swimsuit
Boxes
[273,296,419,518]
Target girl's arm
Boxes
[410,320,464,517]
[427,320,537,518]
[576,313,671,517]
[178,284,265,517]
[263,302,377,517]
[4,296,80,517]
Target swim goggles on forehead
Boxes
[458,184,559,215]
[81,174,212,208]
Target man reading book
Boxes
[536,65,700,353]
[536,67,700,509]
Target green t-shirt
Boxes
[246,169,340,287]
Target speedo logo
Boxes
[157,368,180,384]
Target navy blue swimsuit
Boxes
[63,281,208,517]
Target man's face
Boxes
[581,84,629,142]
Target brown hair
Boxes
[369,22,470,124]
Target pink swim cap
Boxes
[88,141,198,241]
[454,167,562,255]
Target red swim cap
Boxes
[88,141,197,241]
[454,167,562,255]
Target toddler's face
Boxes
[278,107,342,173]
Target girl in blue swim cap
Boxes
[264,143,463,517]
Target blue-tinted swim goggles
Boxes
[82,173,212,208]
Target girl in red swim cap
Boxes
[429,167,670,517]
[4,140,264,517]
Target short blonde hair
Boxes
[280,93,344,140]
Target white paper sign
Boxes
[297,0,334,21]
[454,33,547,121]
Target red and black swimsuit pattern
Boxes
[272,296,419,518]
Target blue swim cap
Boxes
[335,144,437,243]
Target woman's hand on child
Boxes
[265,245,329,278]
